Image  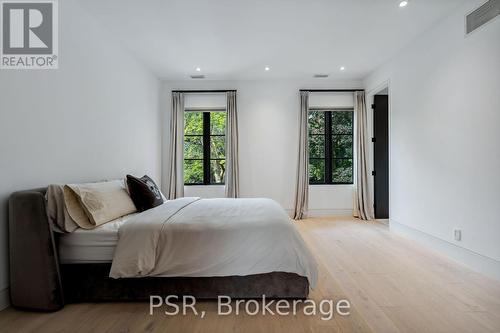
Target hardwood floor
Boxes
[1,217,499,332]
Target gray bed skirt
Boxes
[9,188,309,311]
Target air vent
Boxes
[314,74,329,78]
[190,75,205,79]
[466,0,500,34]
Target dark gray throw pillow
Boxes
[126,175,163,212]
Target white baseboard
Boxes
[390,220,500,281]
[375,219,389,226]
[308,209,353,217]
[0,287,9,311]
[285,208,353,218]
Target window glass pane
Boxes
[332,159,353,183]
[332,111,353,134]
[184,136,203,159]
[308,135,325,158]
[210,136,225,159]
[309,159,325,183]
[184,112,203,135]
[184,160,203,184]
[308,111,325,134]
[332,135,353,158]
[210,160,226,184]
[210,112,226,135]
[184,111,226,185]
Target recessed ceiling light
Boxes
[399,1,408,7]
[264,66,270,71]
[340,66,346,71]
[195,67,201,72]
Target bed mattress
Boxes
[58,213,137,263]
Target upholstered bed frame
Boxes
[8,189,309,311]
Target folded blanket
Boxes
[46,184,79,233]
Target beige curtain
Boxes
[293,91,309,220]
[166,92,185,199]
[354,91,373,220]
[225,91,240,198]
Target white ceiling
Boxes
[79,0,467,81]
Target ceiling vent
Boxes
[313,74,329,78]
[190,75,205,79]
[466,0,499,34]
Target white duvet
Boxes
[109,197,318,287]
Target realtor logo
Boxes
[1,0,58,69]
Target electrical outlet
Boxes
[453,229,462,241]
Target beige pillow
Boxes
[63,186,94,229]
[63,180,137,229]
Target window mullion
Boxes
[325,111,333,184]
[203,112,211,185]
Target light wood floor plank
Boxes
[1,216,499,332]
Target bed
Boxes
[9,188,317,311]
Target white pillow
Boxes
[63,180,137,229]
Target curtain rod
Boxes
[299,89,364,92]
[171,89,236,93]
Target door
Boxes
[373,95,389,219]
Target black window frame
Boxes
[184,110,226,186]
[309,108,354,185]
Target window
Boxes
[309,109,354,184]
[184,110,226,185]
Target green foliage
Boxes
[332,158,353,183]
[332,135,353,158]
[184,136,203,159]
[308,110,353,183]
[184,111,226,184]
[210,112,226,134]
[209,112,226,183]
[309,135,325,158]
[211,160,226,183]
[309,159,325,183]
[185,112,203,135]
[308,112,324,134]
[332,111,353,134]
[184,112,204,184]
[184,160,203,184]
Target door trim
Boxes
[366,79,392,219]
[373,94,389,218]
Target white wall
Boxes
[184,93,226,109]
[364,1,500,276]
[0,0,161,309]
[162,79,362,216]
